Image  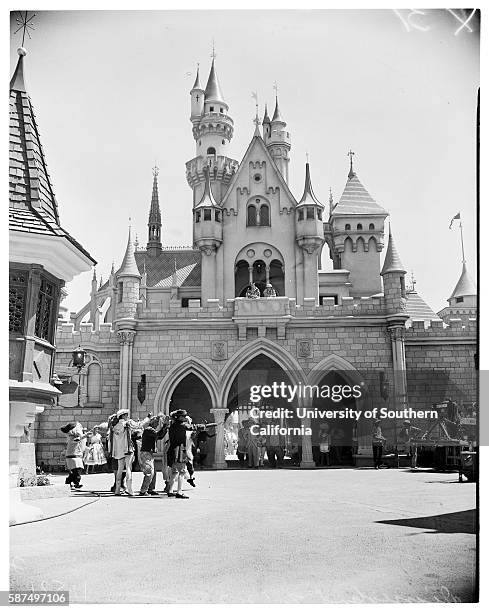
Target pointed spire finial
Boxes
[211,39,216,61]
[111,261,115,275]
[152,163,159,178]
[118,223,141,278]
[99,275,103,289]
[347,149,355,179]
[381,223,406,276]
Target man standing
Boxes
[372,418,386,469]
[266,420,285,468]
[139,414,169,496]
[167,409,194,499]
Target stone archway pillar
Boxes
[300,406,316,468]
[210,408,229,469]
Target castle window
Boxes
[369,223,375,230]
[254,174,262,182]
[220,107,224,113]
[222,139,225,145]
[247,204,257,226]
[317,209,323,220]
[260,204,270,226]
[298,209,304,221]
[456,297,464,303]
[306,206,314,219]
[320,295,338,305]
[345,224,351,230]
[210,106,214,112]
[9,271,27,334]
[357,223,363,230]
[118,282,123,302]
[207,147,216,155]
[34,277,57,342]
[203,209,212,221]
[87,362,102,404]
[195,210,201,223]
[215,210,221,222]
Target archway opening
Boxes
[224,354,301,467]
[168,373,215,467]
[310,371,358,466]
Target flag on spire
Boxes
[449,212,460,229]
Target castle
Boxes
[32,57,477,469]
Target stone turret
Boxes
[381,226,407,316]
[266,95,291,183]
[115,227,141,322]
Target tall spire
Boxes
[449,262,477,299]
[118,225,140,277]
[147,165,162,255]
[298,162,323,207]
[262,103,270,124]
[381,225,406,275]
[191,63,202,91]
[329,188,334,214]
[204,57,226,104]
[272,94,285,123]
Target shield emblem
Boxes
[137,374,146,404]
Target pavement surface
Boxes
[10,468,477,604]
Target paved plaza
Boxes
[10,468,476,604]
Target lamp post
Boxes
[72,345,86,408]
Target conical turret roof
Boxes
[449,262,477,299]
[298,163,323,207]
[272,96,285,123]
[333,170,387,216]
[195,167,219,208]
[204,59,225,103]
[118,227,140,277]
[9,48,95,265]
[191,65,203,91]
[381,227,406,275]
[262,104,271,124]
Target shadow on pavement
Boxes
[377,509,476,534]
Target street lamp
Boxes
[71,345,86,407]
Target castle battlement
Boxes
[405,317,477,338]
[56,321,119,348]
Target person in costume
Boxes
[84,426,107,474]
[167,409,194,499]
[139,414,170,496]
[61,422,90,489]
[108,408,149,496]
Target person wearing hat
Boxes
[166,409,194,498]
[60,422,91,489]
[109,408,149,496]
[371,418,386,469]
[138,414,170,496]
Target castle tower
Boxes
[186,57,238,205]
[146,166,162,256]
[328,154,387,296]
[438,262,477,324]
[89,268,98,323]
[115,226,141,322]
[266,95,291,183]
[295,162,325,302]
[381,226,407,315]
[193,166,222,303]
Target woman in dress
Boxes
[61,422,90,489]
[84,426,107,474]
[108,408,148,496]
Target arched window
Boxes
[357,223,363,230]
[260,204,270,226]
[207,147,216,155]
[369,223,375,230]
[87,362,102,404]
[247,205,257,226]
[345,224,351,230]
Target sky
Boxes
[9,9,480,314]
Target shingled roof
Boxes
[9,49,95,264]
[333,172,387,216]
[405,290,440,322]
[134,249,201,288]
